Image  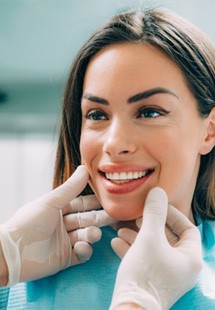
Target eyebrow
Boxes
[82,93,108,105]
[82,87,179,105]
[128,87,179,103]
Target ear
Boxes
[200,107,215,155]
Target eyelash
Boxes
[137,106,168,118]
[85,109,108,121]
[84,106,168,121]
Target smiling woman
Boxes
[1,6,215,310]
[50,7,215,309]
[54,9,215,223]
[80,42,207,222]
[48,6,215,310]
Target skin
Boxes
[80,42,213,222]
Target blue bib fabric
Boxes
[171,218,215,309]
[1,221,215,309]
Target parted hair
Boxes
[53,8,215,219]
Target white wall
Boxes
[0,133,56,223]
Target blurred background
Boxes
[0,0,214,223]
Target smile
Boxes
[105,170,152,184]
[97,166,154,194]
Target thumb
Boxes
[167,205,201,244]
[42,165,89,209]
[140,187,168,234]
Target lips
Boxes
[105,170,152,183]
[98,164,154,194]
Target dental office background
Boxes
[0,0,214,223]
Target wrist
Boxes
[110,281,161,310]
[0,225,21,286]
[0,228,9,286]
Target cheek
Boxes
[80,131,99,169]
[155,141,200,203]
[80,133,90,165]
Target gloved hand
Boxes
[110,187,203,310]
[63,194,117,236]
[111,213,179,259]
[0,165,115,287]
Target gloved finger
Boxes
[117,228,137,246]
[165,225,179,246]
[73,241,93,263]
[111,237,130,259]
[140,187,168,235]
[167,204,201,246]
[62,195,101,215]
[41,165,89,210]
[135,217,142,229]
[137,211,179,246]
[64,209,117,231]
[69,226,102,246]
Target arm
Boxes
[0,165,116,287]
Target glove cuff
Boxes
[0,225,21,286]
[109,281,161,310]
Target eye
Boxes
[85,109,108,121]
[137,106,168,118]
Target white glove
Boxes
[110,187,203,310]
[63,194,117,233]
[0,165,115,287]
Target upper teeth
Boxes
[105,171,148,181]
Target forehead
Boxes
[83,42,188,96]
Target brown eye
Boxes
[138,107,168,118]
[85,109,108,121]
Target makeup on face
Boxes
[80,43,206,221]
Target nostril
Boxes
[103,135,137,156]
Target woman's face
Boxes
[80,43,208,221]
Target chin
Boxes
[91,184,144,220]
[102,202,142,221]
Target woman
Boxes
[54,8,215,222]
[1,7,215,309]
[53,7,215,308]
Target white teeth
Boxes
[105,171,149,181]
[133,172,138,179]
[127,171,133,179]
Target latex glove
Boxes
[110,187,203,310]
[0,166,113,287]
[63,194,117,235]
[111,215,179,259]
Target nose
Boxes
[103,120,137,158]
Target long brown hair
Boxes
[53,8,215,219]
